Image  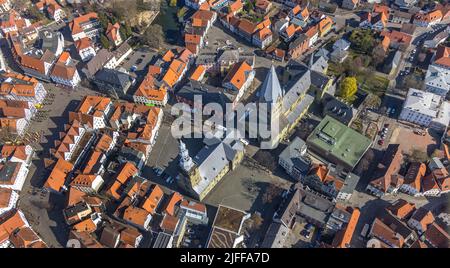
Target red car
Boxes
[378,139,384,145]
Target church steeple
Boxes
[259,65,283,104]
[179,139,194,173]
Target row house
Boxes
[184,0,208,10]
[289,5,309,22]
[380,30,412,51]
[18,22,43,45]
[43,158,73,193]
[255,0,271,14]
[222,60,255,106]
[69,96,113,130]
[366,144,403,197]
[0,0,11,13]
[252,27,272,48]
[75,37,96,62]
[183,9,217,54]
[413,9,443,28]
[281,23,300,42]
[162,58,188,90]
[0,100,35,136]
[0,210,47,248]
[425,45,450,97]
[0,72,47,106]
[341,0,358,10]
[36,0,66,22]
[0,9,31,37]
[70,174,104,194]
[50,52,81,88]
[106,23,123,47]
[317,16,333,37]
[18,50,56,82]
[389,10,412,24]
[191,9,217,33]
[237,19,257,43]
[305,24,319,47]
[399,162,426,196]
[53,120,86,161]
[0,145,34,191]
[133,66,168,106]
[288,34,309,59]
[69,12,101,41]
[228,0,243,15]
[360,11,387,31]
[407,207,435,235]
[0,188,18,216]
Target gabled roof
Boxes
[51,62,77,80]
[434,45,450,68]
[259,65,282,103]
[238,19,257,35]
[222,60,253,90]
[387,199,416,220]
[75,37,93,51]
[106,23,120,42]
[141,185,163,214]
[331,208,360,248]
[69,12,98,36]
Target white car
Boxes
[154,167,163,176]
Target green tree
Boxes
[124,23,133,37]
[408,149,429,163]
[169,0,177,7]
[28,6,45,22]
[339,77,358,102]
[98,12,110,30]
[142,24,163,49]
[349,29,375,54]
[100,34,110,49]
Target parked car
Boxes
[378,139,384,145]
[154,167,163,176]
[414,129,426,136]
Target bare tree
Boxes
[262,184,282,204]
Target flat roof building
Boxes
[306,115,372,171]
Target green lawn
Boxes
[356,75,389,96]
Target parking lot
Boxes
[119,46,156,78]
[391,123,439,155]
[180,222,210,248]
[284,221,317,248]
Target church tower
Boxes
[259,65,284,119]
[179,139,194,173]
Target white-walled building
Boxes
[425,46,450,97]
[399,88,449,130]
[75,37,96,62]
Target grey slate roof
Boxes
[152,232,173,248]
[322,93,356,126]
[217,49,240,63]
[279,137,310,174]
[85,49,114,77]
[332,38,351,51]
[39,30,63,55]
[95,68,133,89]
[259,65,283,103]
[261,222,290,248]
